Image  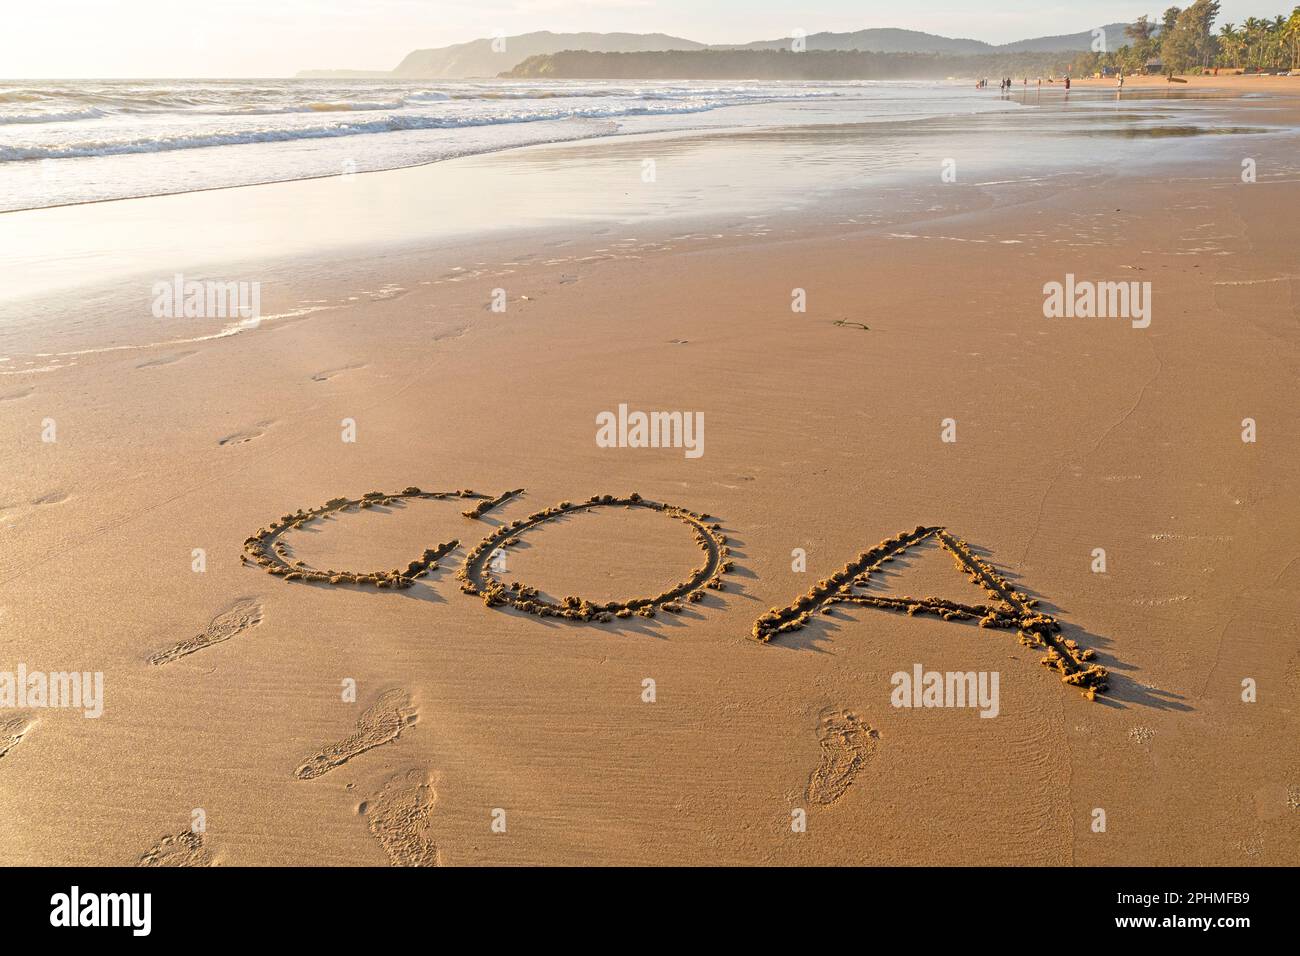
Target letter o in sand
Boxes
[457,494,733,622]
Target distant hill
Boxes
[390,31,703,78]
[996,23,1133,52]
[717,23,1136,55]
[715,28,991,55]
[296,24,1138,79]
[505,49,1078,81]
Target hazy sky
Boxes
[3,0,1291,78]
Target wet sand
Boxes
[0,84,1297,866]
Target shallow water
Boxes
[0,78,1020,211]
[0,83,1294,363]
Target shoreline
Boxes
[0,81,996,215]
[4,83,1293,322]
[17,75,1297,218]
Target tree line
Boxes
[506,49,1080,81]
[1071,2,1300,74]
[504,9,1300,81]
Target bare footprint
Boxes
[137,351,195,370]
[294,689,417,780]
[137,831,213,867]
[361,769,439,866]
[150,598,264,665]
[217,420,274,446]
[807,710,879,806]
[482,296,532,311]
[1,491,68,515]
[311,362,367,382]
[0,714,33,760]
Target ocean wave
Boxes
[0,90,49,104]
[0,90,664,123]
[446,89,616,100]
[0,101,739,162]
[209,99,410,114]
[0,83,823,121]
[0,108,107,125]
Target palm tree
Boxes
[1270,16,1287,67]
[1243,16,1264,67]
[1218,22,1240,66]
[1288,6,1300,69]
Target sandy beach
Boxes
[1,80,1297,868]
[1070,73,1300,90]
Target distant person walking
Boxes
[1065,75,1071,91]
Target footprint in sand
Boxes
[0,714,34,760]
[294,689,418,780]
[0,386,34,403]
[807,710,879,806]
[482,295,533,311]
[360,768,439,866]
[136,351,195,370]
[149,598,264,665]
[0,491,68,517]
[217,420,274,446]
[311,362,367,382]
[137,831,213,867]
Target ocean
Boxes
[0,78,1018,211]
